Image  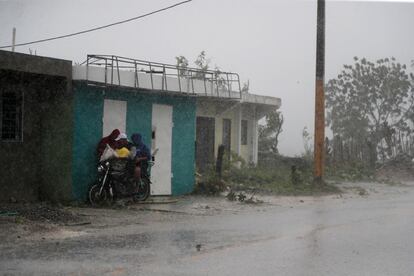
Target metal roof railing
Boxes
[83,54,242,99]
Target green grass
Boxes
[325,162,375,182]
[223,166,341,196]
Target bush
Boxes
[326,161,375,182]
[222,153,338,195]
[195,152,341,196]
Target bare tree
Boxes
[175,55,189,76]
[259,110,284,154]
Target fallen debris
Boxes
[0,211,18,217]
[0,203,82,224]
[343,186,369,197]
[226,190,237,201]
[135,207,189,215]
[65,221,92,227]
[135,199,179,204]
[244,196,264,204]
[226,190,263,204]
[238,193,247,202]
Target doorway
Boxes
[196,116,215,172]
[151,104,173,195]
[222,118,231,156]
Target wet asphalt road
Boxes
[1,182,414,276]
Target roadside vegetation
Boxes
[197,56,414,196]
[194,109,338,196]
[325,57,414,184]
[195,153,340,196]
[225,158,340,196]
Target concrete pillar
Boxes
[252,106,258,164]
[236,104,242,156]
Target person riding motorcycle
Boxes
[89,131,152,205]
[97,129,120,159]
[114,133,131,151]
[131,133,151,180]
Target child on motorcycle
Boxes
[131,133,151,180]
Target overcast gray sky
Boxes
[1,0,413,156]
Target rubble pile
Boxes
[0,203,80,224]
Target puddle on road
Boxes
[47,229,87,239]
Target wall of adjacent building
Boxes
[196,100,258,164]
[240,104,257,164]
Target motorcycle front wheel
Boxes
[133,179,150,202]
[89,184,109,206]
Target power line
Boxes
[0,0,192,49]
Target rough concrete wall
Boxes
[0,70,73,202]
[0,50,72,80]
[0,78,41,201]
[39,79,73,202]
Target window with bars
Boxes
[1,89,23,142]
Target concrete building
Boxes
[0,50,73,202]
[0,52,280,202]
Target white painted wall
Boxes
[72,65,281,107]
[196,101,259,164]
[241,105,258,163]
[151,104,173,195]
[102,99,126,137]
[73,65,229,97]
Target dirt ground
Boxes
[1,180,411,245]
[1,180,414,275]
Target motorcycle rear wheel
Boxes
[133,179,150,202]
[89,184,109,206]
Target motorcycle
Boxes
[88,158,153,205]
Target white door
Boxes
[151,104,173,195]
[103,99,127,136]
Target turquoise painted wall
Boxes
[72,82,196,200]
[72,84,104,200]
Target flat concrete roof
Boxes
[0,50,72,79]
[73,65,281,108]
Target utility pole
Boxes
[12,27,16,52]
[314,0,325,184]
